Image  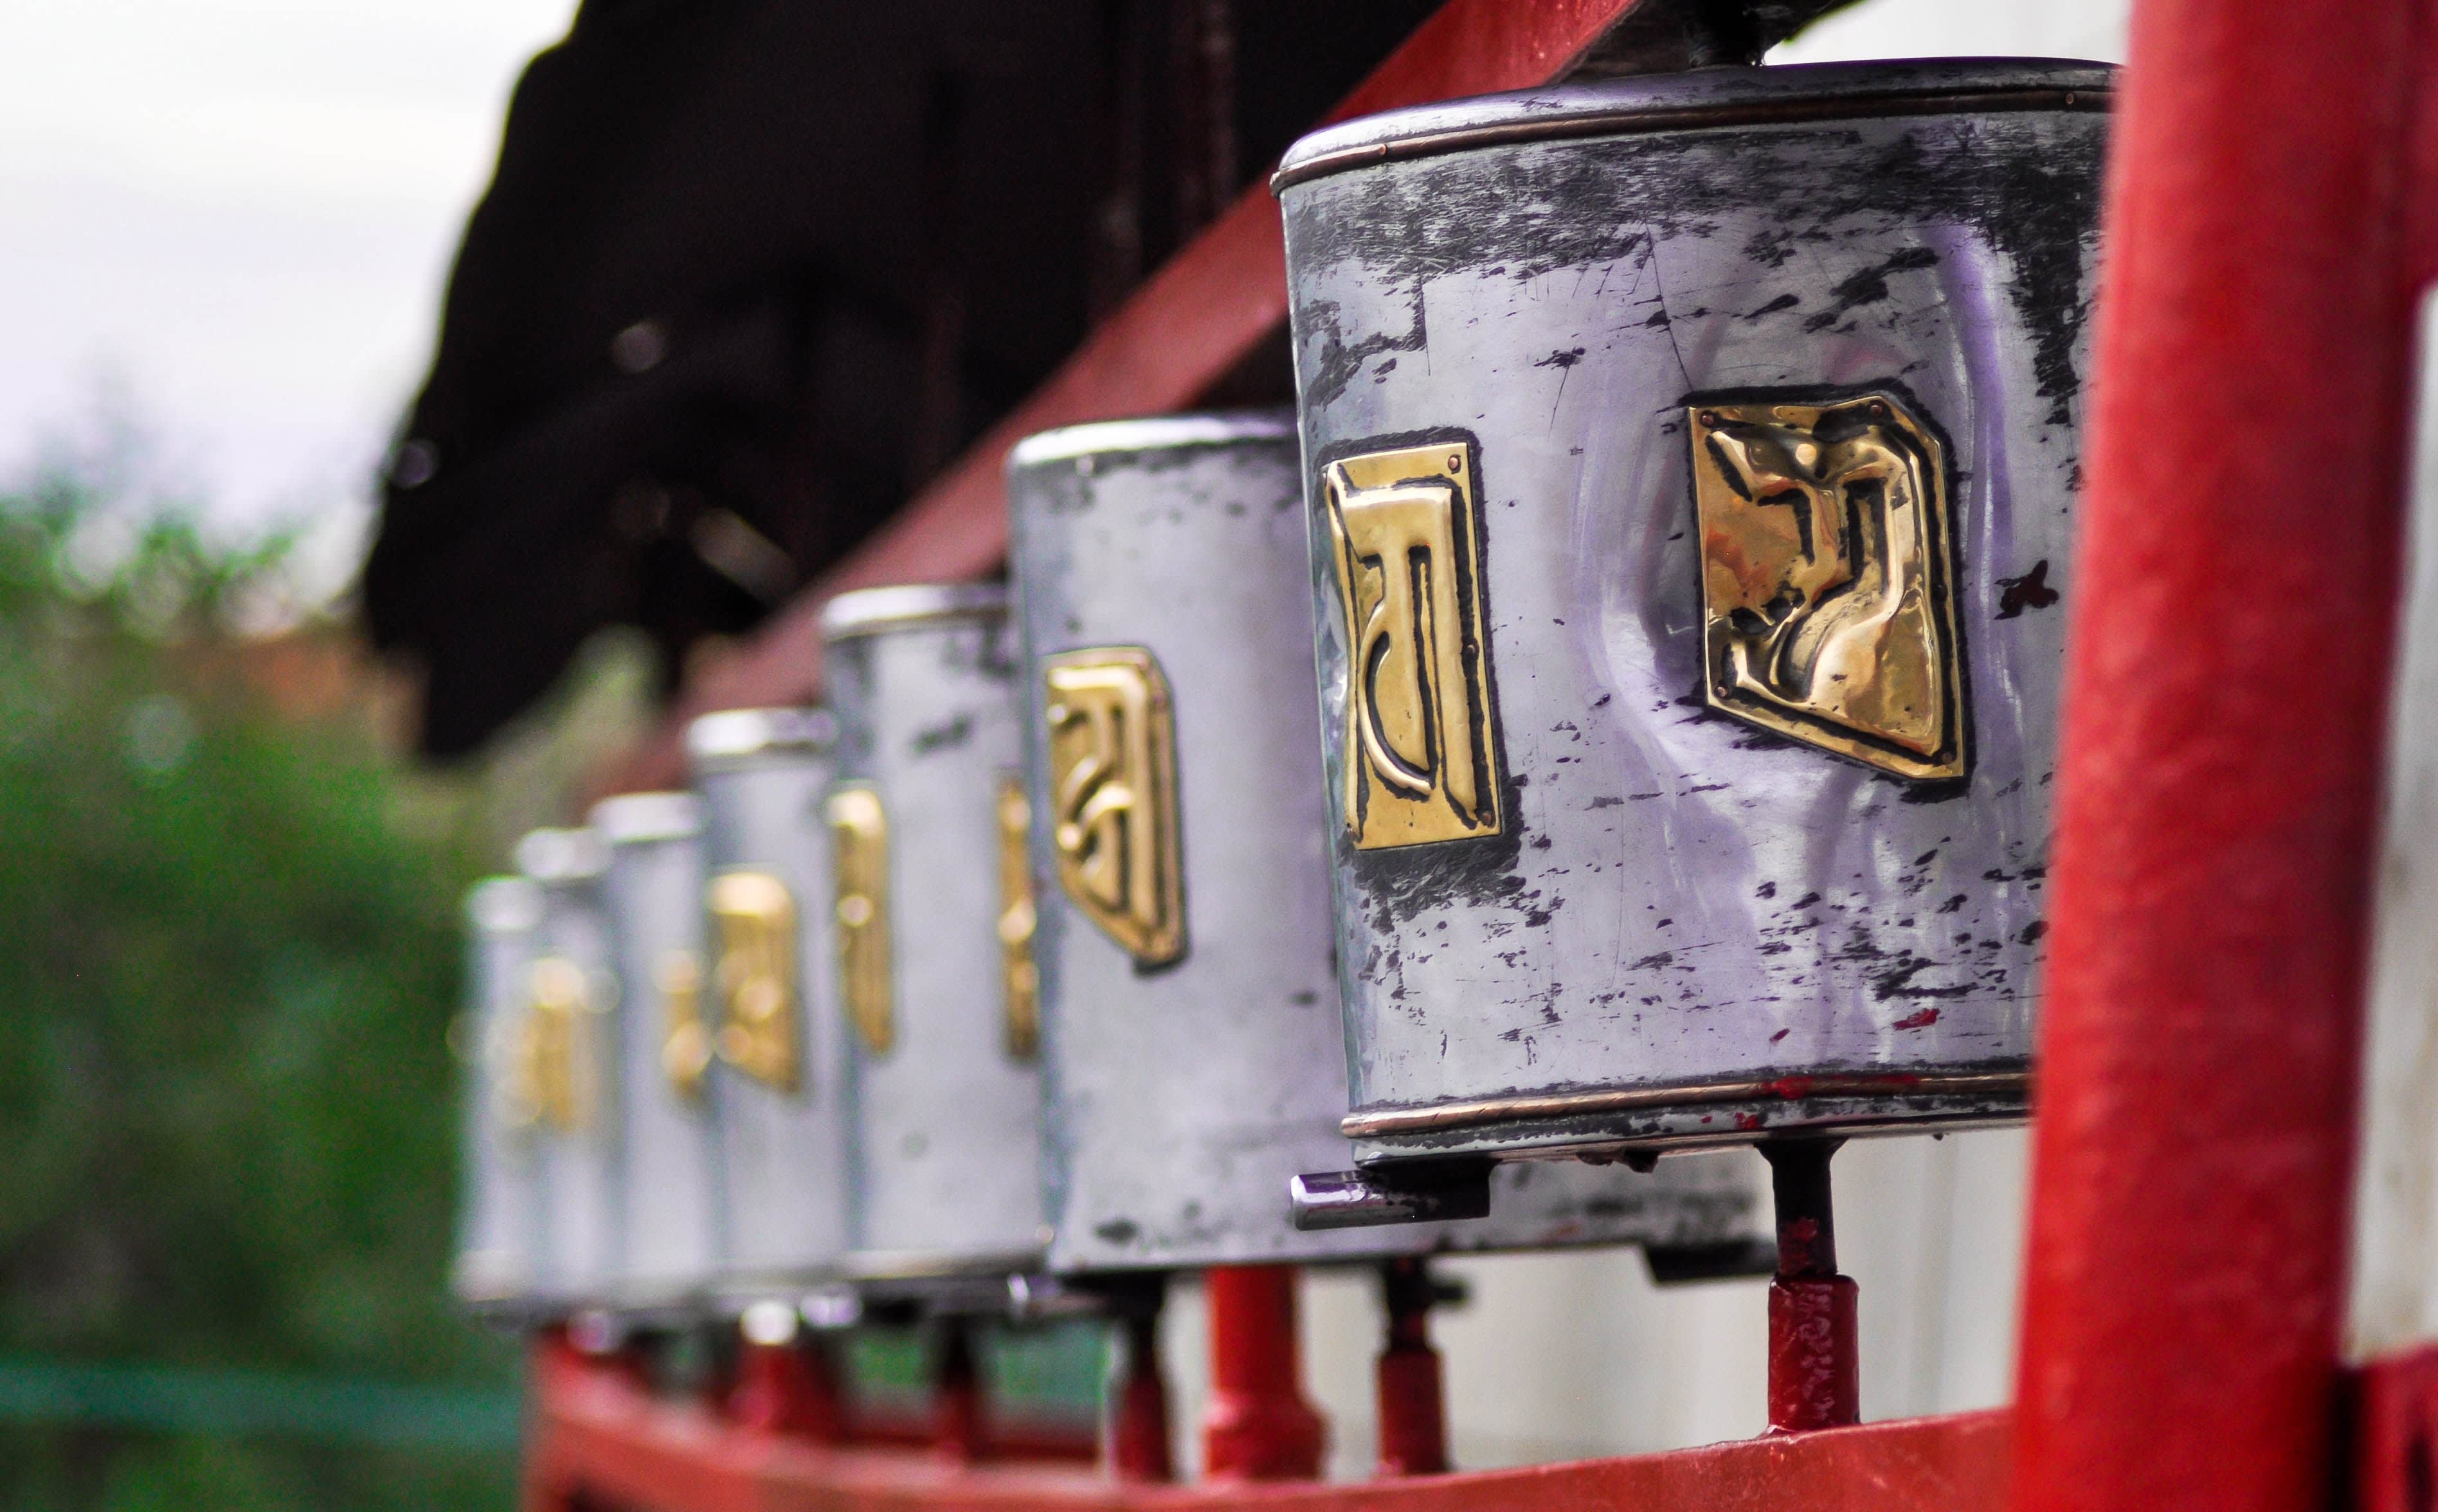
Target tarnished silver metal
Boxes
[592,791,718,1312]
[1009,415,1769,1268]
[685,706,855,1297]
[1276,60,2109,1163]
[821,585,1047,1279]
[515,825,620,1306]
[454,876,543,1311]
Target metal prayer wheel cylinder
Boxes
[592,791,719,1311]
[1273,60,2109,1164]
[685,706,854,1295]
[454,876,543,1312]
[821,585,1048,1279]
[1007,415,1768,1268]
[515,825,622,1305]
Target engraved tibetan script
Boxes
[708,870,797,1091]
[1321,442,1503,849]
[1044,647,1184,966]
[1689,392,1966,781]
[995,776,1041,1057]
[826,785,895,1055]
[525,955,596,1132]
[658,948,711,1100]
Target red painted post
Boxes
[1763,1141,1859,1434]
[1375,1259,1449,1477]
[935,1320,986,1465]
[1200,1264,1326,1480]
[2009,0,2430,1507]
[728,1336,844,1442]
[1106,1308,1175,1482]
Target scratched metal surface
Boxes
[1010,416,1769,1266]
[690,719,857,1297]
[518,829,624,1306]
[826,595,1049,1275]
[455,876,542,1311]
[1278,61,2107,1157]
[596,795,720,1310]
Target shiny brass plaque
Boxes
[494,1014,540,1133]
[658,949,712,1100]
[526,955,595,1132]
[995,776,1041,1058]
[826,785,894,1056]
[1689,393,1965,780]
[1043,647,1184,965]
[709,870,797,1092]
[1321,443,1503,849]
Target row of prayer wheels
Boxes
[454,55,2110,1470]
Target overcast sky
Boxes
[0,0,2125,571]
[0,0,575,552]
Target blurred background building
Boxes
[0,0,2127,1504]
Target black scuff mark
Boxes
[912,714,973,754]
[1800,246,1941,333]
[1996,559,2062,618]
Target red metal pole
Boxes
[1200,1264,1326,1480]
[728,1335,844,1442]
[1106,1308,1175,1482]
[2009,0,2429,1506]
[1763,1140,1859,1434]
[1375,1259,1449,1476]
[935,1320,986,1465]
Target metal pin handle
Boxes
[1289,1162,1493,1230]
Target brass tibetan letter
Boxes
[526,955,597,1132]
[1321,442,1503,849]
[995,776,1041,1058]
[708,871,797,1091]
[826,785,895,1055]
[1043,647,1184,966]
[658,949,712,1099]
[1689,392,1965,781]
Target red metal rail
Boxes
[525,1340,2012,1512]
[2009,0,2433,1507]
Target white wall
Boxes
[2350,296,2438,1360]
[1770,0,2129,66]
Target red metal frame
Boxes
[541,0,2438,1504]
[2009,0,2431,1507]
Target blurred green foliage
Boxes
[0,442,559,1508]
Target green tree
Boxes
[0,441,522,1509]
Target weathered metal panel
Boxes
[593,792,719,1312]
[517,825,623,1306]
[687,708,856,1299]
[455,875,543,1313]
[823,587,1049,1277]
[1275,60,2111,1159]
[1007,415,1766,1271]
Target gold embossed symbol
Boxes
[1321,442,1503,849]
[525,955,596,1132]
[658,949,712,1099]
[707,871,797,1091]
[1689,393,1965,780]
[995,776,1041,1058]
[826,785,894,1055]
[1044,648,1184,966]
